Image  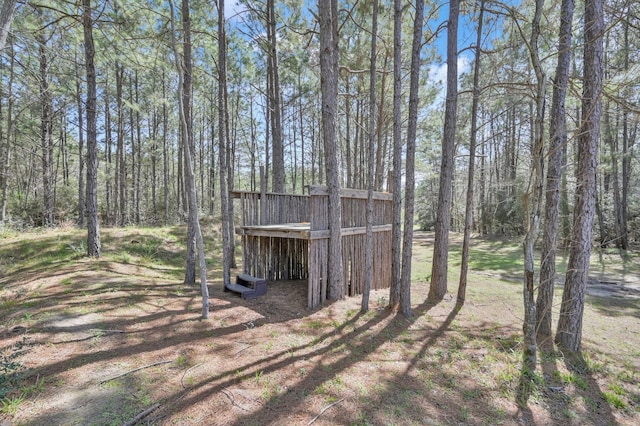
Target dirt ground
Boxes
[1,228,638,425]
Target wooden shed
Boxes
[232,185,393,309]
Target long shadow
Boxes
[147,300,454,425]
[19,276,351,387]
[563,350,618,424]
[515,364,537,424]
[370,305,522,424]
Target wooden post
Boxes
[260,166,267,225]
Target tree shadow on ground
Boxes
[140,300,471,425]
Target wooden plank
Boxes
[230,190,310,199]
[308,185,393,201]
[309,224,392,239]
[239,228,310,240]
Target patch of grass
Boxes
[0,394,24,415]
[563,408,578,419]
[617,370,636,383]
[608,382,626,396]
[306,319,325,329]
[0,339,28,400]
[556,370,588,390]
[603,391,627,409]
[117,251,132,264]
[20,376,46,398]
[176,354,188,368]
[583,352,608,375]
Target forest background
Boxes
[2,0,636,243]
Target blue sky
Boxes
[224,1,484,97]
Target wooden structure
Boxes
[232,185,393,309]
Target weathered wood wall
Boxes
[308,186,393,308]
[234,191,309,280]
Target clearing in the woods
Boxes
[0,224,638,425]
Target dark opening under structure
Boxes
[232,185,393,309]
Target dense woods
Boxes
[0,0,638,352]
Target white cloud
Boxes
[428,54,472,86]
[427,53,473,106]
[225,0,245,20]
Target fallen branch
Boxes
[122,403,160,426]
[221,387,250,411]
[89,329,126,333]
[235,343,253,357]
[99,360,173,384]
[307,398,344,425]
[181,362,204,388]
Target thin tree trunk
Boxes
[116,63,126,226]
[374,53,388,191]
[162,72,170,225]
[134,70,141,225]
[536,0,574,345]
[522,0,547,371]
[619,19,630,250]
[169,0,209,318]
[362,0,378,313]
[268,0,285,192]
[318,0,343,300]
[151,101,158,219]
[400,0,426,317]
[429,0,459,302]
[182,0,196,285]
[38,27,55,227]
[83,0,100,257]
[389,0,402,311]
[76,50,85,226]
[556,0,604,353]
[0,0,17,51]
[218,0,232,287]
[0,41,11,224]
[458,0,485,307]
[105,72,112,225]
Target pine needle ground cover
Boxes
[0,226,638,425]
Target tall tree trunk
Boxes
[389,0,402,311]
[218,0,232,287]
[267,0,285,192]
[619,19,630,250]
[0,40,12,224]
[134,70,142,225]
[105,71,112,225]
[38,27,55,227]
[169,0,209,318]
[151,101,158,219]
[458,0,485,307]
[76,51,85,226]
[400,0,426,317]
[362,0,378,313]
[556,0,604,353]
[116,63,126,226]
[429,0,459,302]
[374,53,388,191]
[83,0,100,257]
[183,0,196,285]
[0,0,16,51]
[318,0,343,301]
[536,0,574,345]
[226,95,236,269]
[162,71,170,225]
[522,0,547,372]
